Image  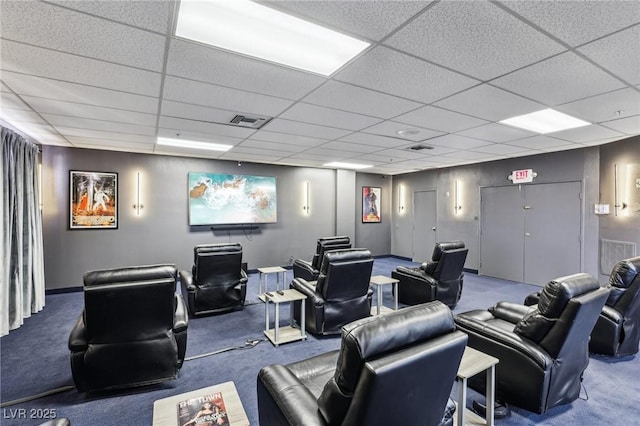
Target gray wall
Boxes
[355,173,392,256]
[42,146,349,289]
[391,145,602,279]
[598,136,640,281]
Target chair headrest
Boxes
[334,301,456,391]
[317,236,351,250]
[194,243,242,256]
[537,273,600,318]
[609,256,640,289]
[319,248,371,272]
[432,241,465,261]
[83,264,176,286]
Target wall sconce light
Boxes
[302,181,310,215]
[614,164,627,217]
[133,172,144,216]
[454,180,462,215]
[398,184,405,214]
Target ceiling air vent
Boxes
[229,114,271,129]
[407,144,434,151]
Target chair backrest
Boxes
[434,247,469,281]
[193,243,243,287]
[514,273,609,358]
[83,264,177,343]
[317,302,468,425]
[607,256,640,317]
[315,248,373,301]
[312,236,352,270]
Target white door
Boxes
[412,190,437,263]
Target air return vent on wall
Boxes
[229,114,271,129]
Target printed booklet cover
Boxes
[177,391,229,426]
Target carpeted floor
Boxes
[1,256,638,425]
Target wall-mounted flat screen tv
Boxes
[188,172,277,225]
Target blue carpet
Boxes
[1,257,638,425]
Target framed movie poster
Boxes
[362,186,381,223]
[69,170,118,229]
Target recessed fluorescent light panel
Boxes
[175,0,370,76]
[500,109,590,134]
[157,137,232,152]
[323,162,373,170]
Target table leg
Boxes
[393,282,398,311]
[264,297,269,335]
[457,377,466,426]
[486,365,495,426]
[300,300,306,339]
[376,284,382,315]
[259,273,265,295]
[274,301,280,346]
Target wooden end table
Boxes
[264,288,307,346]
[369,275,399,315]
[257,266,287,302]
[454,346,499,426]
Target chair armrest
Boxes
[291,278,319,302]
[68,313,88,351]
[293,259,319,281]
[258,364,327,426]
[395,265,426,279]
[240,269,248,283]
[600,305,623,324]
[178,270,195,290]
[490,301,535,324]
[173,294,189,333]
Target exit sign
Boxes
[510,169,536,184]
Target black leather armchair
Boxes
[392,241,468,307]
[455,273,608,414]
[525,256,640,357]
[257,301,468,426]
[68,264,188,393]
[293,236,351,281]
[179,243,248,316]
[291,248,373,335]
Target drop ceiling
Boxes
[1,0,639,175]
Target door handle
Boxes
[523,206,531,210]
[525,232,531,237]
[431,227,436,231]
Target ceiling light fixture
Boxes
[175,0,370,76]
[323,162,373,170]
[156,137,232,152]
[396,129,420,136]
[500,109,590,134]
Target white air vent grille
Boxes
[600,239,637,274]
[228,114,271,129]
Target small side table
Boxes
[264,289,307,346]
[258,266,287,302]
[369,275,399,315]
[455,346,499,426]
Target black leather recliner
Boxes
[293,236,351,282]
[179,243,248,316]
[525,256,640,357]
[455,273,608,414]
[68,264,188,393]
[257,301,468,426]
[391,241,468,307]
[291,248,373,335]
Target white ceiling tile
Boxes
[317,141,378,154]
[427,134,494,150]
[262,118,351,140]
[579,137,628,147]
[167,39,325,100]
[303,147,360,158]
[1,40,161,97]
[279,103,381,131]
[367,145,457,158]
[492,52,625,106]
[578,25,640,85]
[156,128,243,146]
[1,72,159,114]
[472,144,531,155]
[539,143,583,152]
[68,137,155,152]
[335,46,478,104]
[247,131,328,147]
[220,146,288,159]
[1,82,11,92]
[555,88,640,124]
[362,121,443,142]
[48,0,172,34]
[508,135,573,150]
[442,151,496,161]
[288,152,340,161]
[237,139,307,153]
[434,84,545,122]
[302,81,422,119]
[163,76,293,117]
[550,124,625,143]
[24,97,157,127]
[42,114,156,136]
[161,100,242,124]
[1,93,32,111]
[158,116,256,139]
[264,1,428,41]
[501,0,640,47]
[385,1,565,80]
[394,105,489,133]
[0,109,47,125]
[219,152,285,163]
[153,146,225,159]
[56,127,155,144]
[458,123,535,143]
[601,115,640,135]
[0,1,166,71]
[339,132,412,148]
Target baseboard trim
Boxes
[464,268,478,274]
[46,287,82,295]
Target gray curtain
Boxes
[1,126,45,336]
